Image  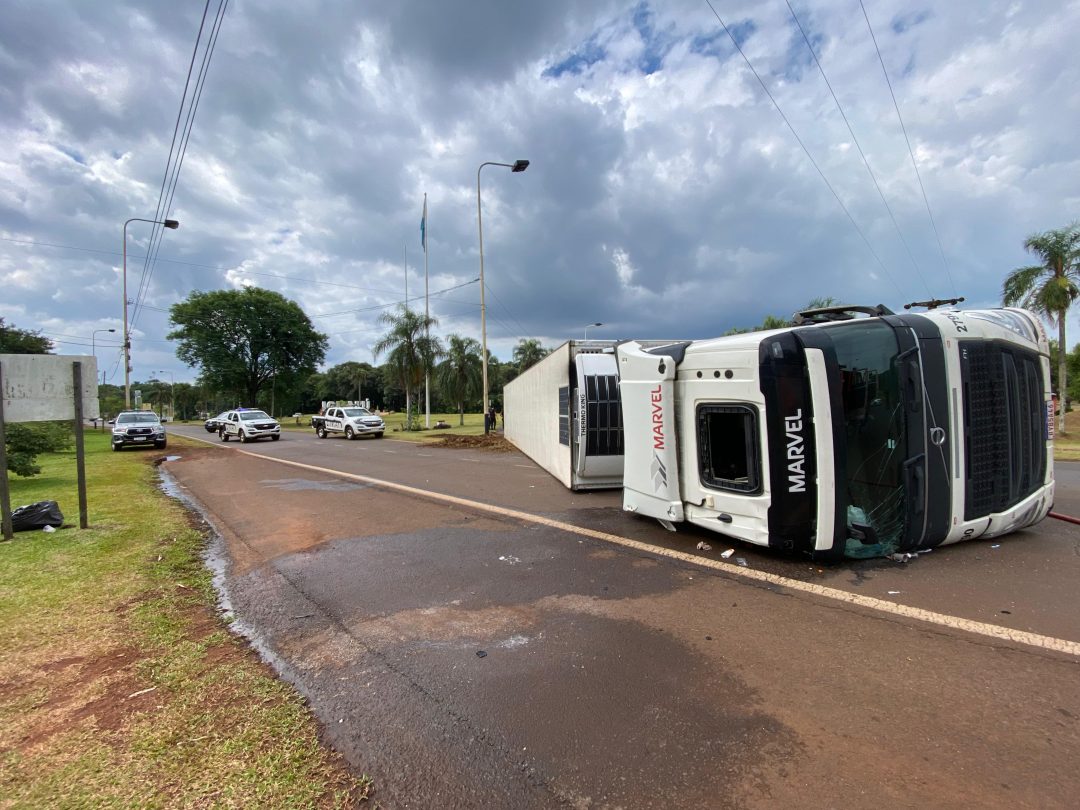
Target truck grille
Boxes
[961,342,1046,520]
[126,427,153,436]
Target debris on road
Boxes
[696,541,712,551]
[735,557,748,567]
[888,591,901,595]
[476,650,488,658]
[721,549,735,559]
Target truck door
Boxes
[616,342,685,523]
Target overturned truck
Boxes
[504,306,1054,560]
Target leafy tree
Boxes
[435,334,482,425]
[512,338,549,374]
[320,361,378,405]
[0,318,52,354]
[372,306,442,430]
[4,422,72,477]
[1002,224,1080,433]
[168,288,328,406]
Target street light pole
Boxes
[477,159,529,433]
[122,217,179,409]
[584,322,603,340]
[91,328,116,385]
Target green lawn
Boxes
[179,411,496,443]
[0,432,368,806]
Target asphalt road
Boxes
[163,424,1080,809]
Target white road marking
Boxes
[171,431,1080,657]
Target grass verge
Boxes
[0,432,370,807]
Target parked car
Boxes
[111,411,167,451]
[219,409,281,443]
[204,411,230,433]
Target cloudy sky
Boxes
[2,0,1078,385]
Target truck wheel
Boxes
[155,440,167,449]
[375,432,384,439]
[220,429,229,442]
[317,426,327,439]
[271,434,280,441]
[111,442,121,452]
[345,426,354,440]
[239,430,248,443]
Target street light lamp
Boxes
[477,159,529,432]
[122,217,179,409]
[584,322,603,340]
[91,328,116,385]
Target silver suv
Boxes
[219,409,281,443]
[111,411,167,451]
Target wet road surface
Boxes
[163,426,1080,808]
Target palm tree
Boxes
[435,334,482,425]
[372,306,442,430]
[1002,224,1080,434]
[512,338,549,374]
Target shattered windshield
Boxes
[821,320,908,557]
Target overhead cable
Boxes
[785,0,931,298]
[702,0,904,297]
[859,0,956,295]
[132,0,229,327]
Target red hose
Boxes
[1049,511,1080,526]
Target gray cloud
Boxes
[2,0,1079,384]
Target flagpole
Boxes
[423,193,431,428]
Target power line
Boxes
[859,0,956,295]
[131,0,211,326]
[312,278,480,318]
[483,281,531,339]
[785,0,930,298]
[701,0,904,297]
[133,0,229,327]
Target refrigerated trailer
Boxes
[504,306,1054,560]
[503,340,625,490]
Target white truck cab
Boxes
[618,306,1053,560]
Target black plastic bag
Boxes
[11,501,64,532]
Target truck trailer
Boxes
[503,306,1054,560]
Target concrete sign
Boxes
[0,354,100,422]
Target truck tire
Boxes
[155,440,167,449]
[317,426,327,439]
[271,434,280,441]
[220,429,229,442]
[375,432,383,439]
[345,426,354,440]
[239,430,248,443]
[112,442,121,451]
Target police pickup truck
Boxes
[311,406,385,440]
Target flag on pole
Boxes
[420,195,428,252]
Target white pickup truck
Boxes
[312,406,385,440]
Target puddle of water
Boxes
[157,467,306,688]
[259,478,367,493]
